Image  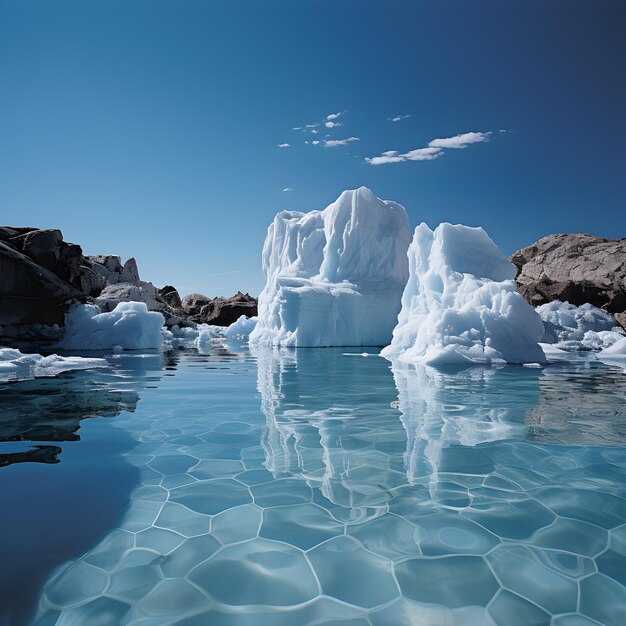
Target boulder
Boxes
[158,285,182,309]
[510,234,626,320]
[181,293,213,317]
[199,292,258,326]
[12,229,63,271]
[0,241,82,326]
[94,282,159,312]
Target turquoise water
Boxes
[2,342,626,625]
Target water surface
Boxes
[1,343,626,625]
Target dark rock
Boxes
[13,229,63,271]
[199,292,258,326]
[0,241,82,326]
[510,233,626,314]
[158,285,182,309]
[615,312,626,333]
[0,226,36,242]
[181,293,213,317]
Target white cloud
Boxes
[278,143,291,148]
[326,111,346,121]
[282,187,293,192]
[387,114,412,122]
[325,121,343,128]
[310,129,318,134]
[312,140,320,145]
[324,136,359,148]
[428,131,491,149]
[292,126,302,131]
[403,147,443,161]
[305,123,319,129]
[366,130,492,165]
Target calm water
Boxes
[1,341,626,626]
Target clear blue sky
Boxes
[1,0,625,296]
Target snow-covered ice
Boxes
[225,315,257,339]
[193,324,226,352]
[60,302,165,350]
[537,300,624,350]
[0,348,106,383]
[382,222,546,365]
[250,187,412,347]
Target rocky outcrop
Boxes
[0,240,83,326]
[182,291,258,326]
[510,233,626,330]
[1,226,257,341]
[0,227,186,334]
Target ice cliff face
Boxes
[250,187,412,347]
[382,223,546,365]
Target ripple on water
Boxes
[19,348,626,625]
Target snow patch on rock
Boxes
[60,302,165,350]
[250,187,412,347]
[382,222,546,365]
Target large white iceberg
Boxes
[537,300,624,350]
[382,223,546,365]
[0,348,106,383]
[249,187,412,347]
[60,301,165,350]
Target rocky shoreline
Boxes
[0,226,257,346]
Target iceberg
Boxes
[60,301,165,350]
[249,187,412,347]
[536,300,624,350]
[382,223,546,365]
[0,348,106,383]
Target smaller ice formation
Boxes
[598,337,626,372]
[60,302,165,350]
[249,187,412,347]
[193,324,226,352]
[225,315,257,339]
[0,348,106,383]
[382,223,546,365]
[537,300,624,350]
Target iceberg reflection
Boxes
[391,362,541,504]
[254,346,408,515]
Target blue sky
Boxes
[1,0,625,296]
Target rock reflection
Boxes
[526,361,626,445]
[0,352,172,468]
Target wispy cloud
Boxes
[282,187,293,192]
[324,136,359,148]
[291,111,348,137]
[278,143,290,148]
[387,114,412,123]
[366,131,492,165]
